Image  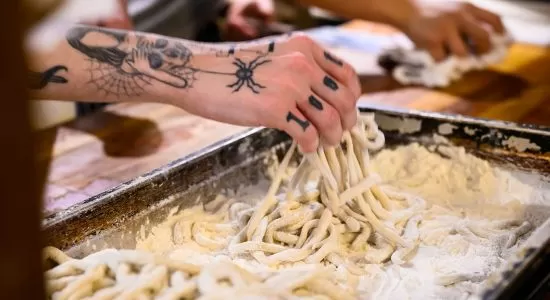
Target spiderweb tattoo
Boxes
[85,59,152,97]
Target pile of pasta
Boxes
[43,246,353,299]
[44,112,428,299]
[226,113,425,270]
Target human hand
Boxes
[180,34,361,153]
[400,0,504,61]
[224,0,275,41]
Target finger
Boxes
[460,16,491,54]
[426,43,447,62]
[281,108,320,153]
[296,91,343,146]
[313,47,361,100]
[468,5,505,33]
[310,69,357,131]
[444,23,468,57]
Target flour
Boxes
[135,143,550,300]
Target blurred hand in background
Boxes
[401,0,505,61]
[224,0,275,41]
[86,0,134,30]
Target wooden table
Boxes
[39,21,550,216]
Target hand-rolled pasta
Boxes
[43,247,355,299]
[235,113,420,271]
[42,110,536,299]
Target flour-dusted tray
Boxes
[43,105,550,300]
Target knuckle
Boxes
[288,52,312,72]
[281,80,305,99]
[291,33,314,46]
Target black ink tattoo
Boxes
[268,41,275,52]
[227,56,270,93]
[323,76,338,90]
[67,27,195,97]
[286,112,310,131]
[308,95,323,110]
[324,51,343,66]
[67,26,274,96]
[28,65,68,89]
[196,54,271,94]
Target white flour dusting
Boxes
[135,143,550,300]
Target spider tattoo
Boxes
[227,56,271,94]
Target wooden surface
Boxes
[39,21,550,215]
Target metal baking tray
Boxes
[43,105,550,300]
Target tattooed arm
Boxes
[27,26,361,152]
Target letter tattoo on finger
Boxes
[324,51,343,66]
[286,112,310,131]
[323,76,338,90]
[308,95,323,111]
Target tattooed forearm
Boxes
[65,26,274,97]
[287,112,310,131]
[28,65,68,90]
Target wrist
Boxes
[157,53,227,112]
